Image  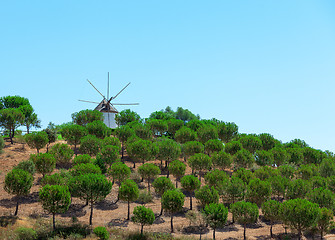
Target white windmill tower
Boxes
[79,73,139,129]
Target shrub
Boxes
[50,143,74,166]
[32,153,56,177]
[13,160,36,176]
[14,227,37,240]
[72,154,92,166]
[24,131,48,153]
[93,226,109,240]
[79,135,102,156]
[211,151,232,170]
[132,206,155,235]
[234,149,255,169]
[195,185,219,208]
[137,190,153,204]
[86,120,111,139]
[138,163,160,192]
[203,203,228,240]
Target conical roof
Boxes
[94,99,118,113]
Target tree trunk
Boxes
[321,230,324,240]
[190,195,193,210]
[37,148,39,154]
[298,230,302,240]
[160,203,163,216]
[89,201,94,225]
[244,224,246,240]
[133,161,136,169]
[53,213,56,230]
[176,179,178,188]
[213,228,216,240]
[14,199,19,216]
[127,200,130,220]
[26,126,30,134]
[121,143,124,160]
[141,225,144,235]
[171,214,174,233]
[74,144,77,156]
[270,221,273,238]
[148,179,151,193]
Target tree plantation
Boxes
[1,97,335,239]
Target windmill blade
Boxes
[107,72,110,100]
[87,79,106,99]
[111,103,140,105]
[78,100,100,104]
[108,82,131,103]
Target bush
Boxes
[79,135,102,156]
[93,226,109,240]
[137,190,153,204]
[50,143,74,166]
[14,227,37,240]
[24,131,49,153]
[72,154,92,166]
[13,160,36,176]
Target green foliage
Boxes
[233,149,254,169]
[50,143,74,165]
[310,176,328,189]
[278,164,296,179]
[68,173,112,225]
[317,207,334,239]
[168,160,186,186]
[297,164,319,180]
[287,147,304,166]
[0,95,30,109]
[279,198,320,239]
[115,109,141,126]
[195,185,219,208]
[254,166,278,180]
[79,135,102,156]
[211,151,232,170]
[115,125,135,145]
[72,109,103,126]
[197,125,218,144]
[32,153,56,177]
[86,120,112,139]
[246,178,272,206]
[155,138,181,164]
[239,135,263,154]
[41,172,69,186]
[232,168,255,184]
[303,147,324,165]
[224,141,242,155]
[152,176,175,196]
[13,160,36,176]
[225,176,245,204]
[0,135,4,152]
[103,136,121,149]
[175,107,199,123]
[286,179,311,199]
[203,203,228,239]
[182,141,204,160]
[39,184,71,229]
[4,168,33,197]
[137,190,153,204]
[271,147,289,166]
[119,179,140,202]
[14,227,37,240]
[109,161,131,186]
[204,169,229,189]
[269,175,289,200]
[43,128,57,151]
[204,139,223,156]
[259,133,277,151]
[261,199,281,237]
[70,163,102,177]
[24,131,48,153]
[138,163,161,191]
[255,150,274,166]
[288,139,309,148]
[307,187,335,210]
[162,189,185,214]
[132,206,155,235]
[188,153,212,178]
[217,122,238,143]
[132,123,152,140]
[0,108,24,144]
[166,119,184,137]
[72,154,92,166]
[93,226,109,240]
[319,158,335,178]
[231,201,259,226]
[127,139,158,165]
[96,145,120,169]
[147,119,168,137]
[60,124,88,152]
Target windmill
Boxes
[79,73,139,129]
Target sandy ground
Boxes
[1,139,335,240]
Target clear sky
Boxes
[1,1,335,152]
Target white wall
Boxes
[102,112,118,129]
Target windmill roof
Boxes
[94,99,118,113]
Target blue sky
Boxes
[1,1,335,152]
